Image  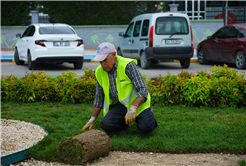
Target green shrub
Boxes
[180,76,211,107]
[1,65,246,108]
[0,78,8,101]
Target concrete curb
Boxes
[1,58,199,63]
[0,55,198,62]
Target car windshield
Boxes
[39,26,75,35]
[156,17,189,35]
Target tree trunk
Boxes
[57,129,111,165]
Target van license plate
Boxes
[165,40,181,44]
[53,41,70,47]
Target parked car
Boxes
[117,12,194,69]
[197,23,246,69]
[15,23,84,70]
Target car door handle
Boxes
[129,39,131,43]
[233,40,237,43]
[218,41,221,43]
[132,39,134,44]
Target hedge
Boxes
[1,1,31,26]
[38,2,163,25]
[1,65,246,108]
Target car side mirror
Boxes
[16,33,21,38]
[118,32,125,37]
[207,36,213,40]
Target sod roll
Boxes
[57,129,111,165]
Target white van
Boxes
[117,12,194,69]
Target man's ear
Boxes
[112,51,117,57]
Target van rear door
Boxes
[154,16,191,51]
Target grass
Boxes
[1,101,246,163]
[238,160,246,166]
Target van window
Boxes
[156,17,189,35]
[133,20,142,37]
[125,22,134,37]
[141,20,149,36]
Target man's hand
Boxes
[81,116,96,131]
[125,105,137,125]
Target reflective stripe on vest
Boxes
[121,88,137,106]
[104,99,108,115]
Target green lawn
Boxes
[1,102,246,162]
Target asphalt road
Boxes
[1,61,245,79]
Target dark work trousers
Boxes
[100,102,158,133]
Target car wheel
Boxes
[117,48,123,57]
[180,58,190,68]
[140,51,150,69]
[14,48,24,65]
[28,52,37,70]
[74,62,83,69]
[198,48,208,64]
[235,51,246,69]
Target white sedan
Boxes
[14,23,84,70]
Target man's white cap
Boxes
[93,42,116,61]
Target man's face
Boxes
[100,52,116,72]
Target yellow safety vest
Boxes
[95,55,151,116]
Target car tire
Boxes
[14,48,24,65]
[235,51,246,69]
[28,52,37,70]
[117,48,123,57]
[180,58,190,68]
[198,48,208,64]
[140,51,150,69]
[74,62,83,69]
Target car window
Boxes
[141,20,149,36]
[39,26,75,34]
[22,26,31,38]
[213,27,229,39]
[227,26,240,38]
[236,27,246,38]
[133,20,142,37]
[125,22,134,37]
[156,17,189,35]
[27,26,35,37]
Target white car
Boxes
[14,23,84,70]
[117,12,193,69]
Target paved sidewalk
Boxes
[1,49,198,62]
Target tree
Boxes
[38,1,163,25]
[1,1,30,26]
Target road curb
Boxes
[90,58,199,63]
[1,58,199,63]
